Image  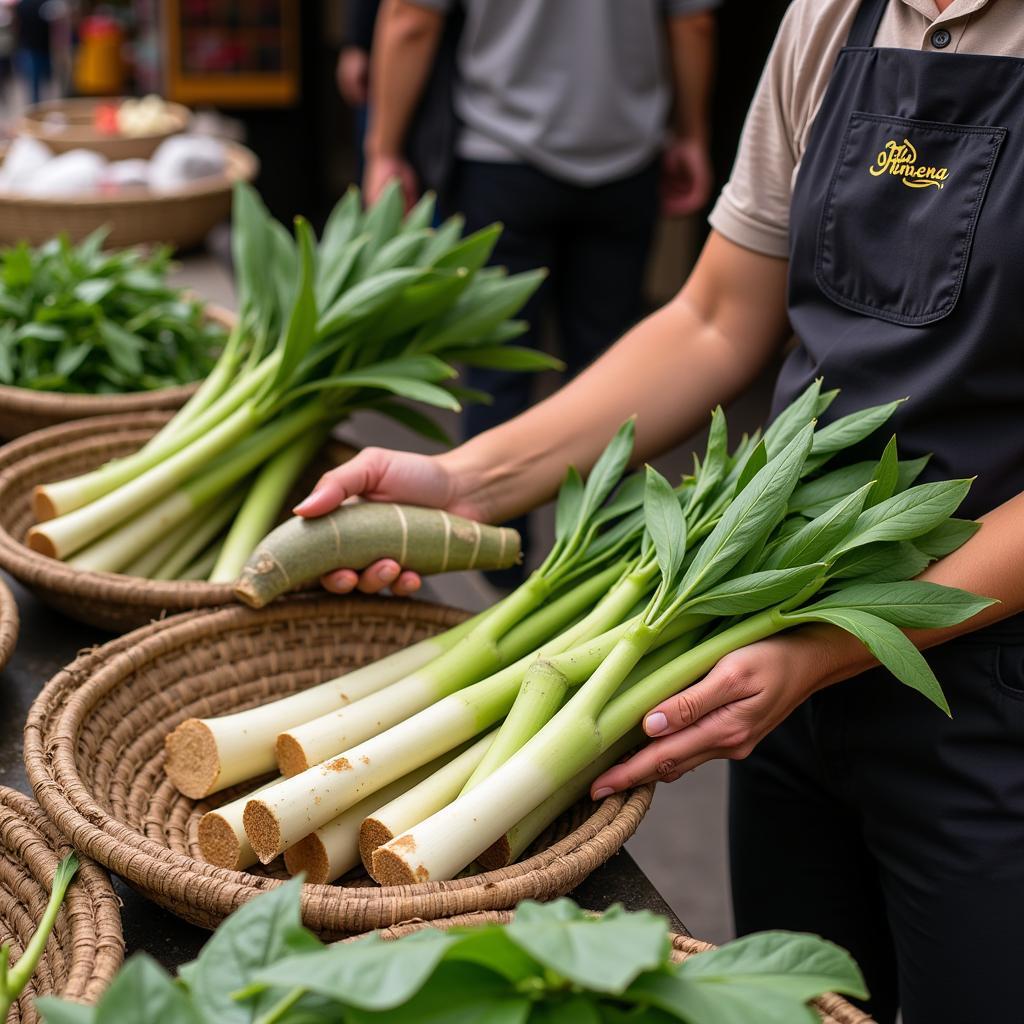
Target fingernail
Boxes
[645,712,668,736]
[592,787,613,801]
[293,489,324,514]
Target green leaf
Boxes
[367,229,432,276]
[788,607,950,714]
[73,278,115,305]
[506,900,669,996]
[896,454,930,492]
[449,345,564,372]
[733,439,767,496]
[831,479,973,556]
[316,187,361,282]
[179,878,319,1024]
[685,564,825,616]
[555,466,585,544]
[764,484,873,571]
[788,462,877,517]
[319,267,426,337]
[92,955,201,1024]
[682,424,814,597]
[838,541,933,584]
[371,402,453,445]
[35,999,97,1024]
[805,398,905,471]
[443,926,540,983]
[645,465,688,584]
[433,223,501,274]
[418,215,466,266]
[803,580,993,629]
[255,930,456,1011]
[315,233,370,311]
[372,269,473,341]
[816,388,840,415]
[593,471,647,527]
[691,407,729,508]
[97,319,144,376]
[402,190,437,233]
[312,372,461,411]
[865,435,898,508]
[579,420,636,526]
[357,179,406,269]
[914,518,980,559]
[763,379,821,459]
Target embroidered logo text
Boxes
[868,138,949,189]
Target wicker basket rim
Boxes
[0,141,257,208]
[0,574,18,673]
[0,303,235,416]
[19,97,191,145]
[24,594,653,924]
[0,784,124,1010]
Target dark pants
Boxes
[446,158,660,579]
[730,627,1024,1023]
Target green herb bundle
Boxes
[0,232,224,393]
[36,883,868,1024]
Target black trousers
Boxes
[730,627,1024,1023]
[446,158,660,575]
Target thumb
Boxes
[293,449,387,517]
[642,659,746,738]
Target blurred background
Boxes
[0,0,792,943]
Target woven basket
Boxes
[0,576,18,674]
[19,98,191,161]
[0,786,123,1022]
[0,141,257,250]
[365,911,873,1024]
[0,304,236,441]
[24,595,653,939]
[0,412,354,632]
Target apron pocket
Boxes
[815,112,1005,326]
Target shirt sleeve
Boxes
[664,0,722,14]
[405,0,455,10]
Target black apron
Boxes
[732,3,1024,1020]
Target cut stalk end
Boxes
[25,526,57,558]
[370,840,424,886]
[476,836,512,872]
[283,833,330,883]
[242,799,283,865]
[232,573,271,609]
[164,720,221,799]
[358,817,394,871]
[31,486,58,523]
[197,811,244,870]
[275,733,311,777]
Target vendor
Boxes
[293,0,1024,1019]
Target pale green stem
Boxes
[177,542,224,581]
[153,490,247,580]
[121,500,217,578]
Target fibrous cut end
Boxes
[31,485,58,523]
[243,799,282,865]
[232,577,263,609]
[475,836,512,872]
[198,812,242,870]
[275,733,310,777]
[165,719,221,799]
[358,817,394,872]
[284,834,329,884]
[370,845,422,886]
[25,524,58,558]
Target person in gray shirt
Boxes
[364,0,718,583]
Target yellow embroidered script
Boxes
[868,138,949,189]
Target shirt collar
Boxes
[897,0,993,22]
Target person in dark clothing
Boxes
[14,0,51,104]
[337,0,380,182]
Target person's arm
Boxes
[661,8,716,216]
[293,232,791,593]
[363,0,445,205]
[336,0,379,108]
[591,491,1024,797]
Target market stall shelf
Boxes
[23,595,652,939]
[0,787,123,1022]
[0,413,354,631]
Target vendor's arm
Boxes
[592,491,1024,796]
[294,232,790,593]
[363,0,445,205]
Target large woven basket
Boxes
[0,304,236,441]
[24,595,653,939]
[365,911,873,1024]
[0,412,353,632]
[0,141,257,250]
[19,98,191,160]
[0,786,123,1022]
[0,576,17,674]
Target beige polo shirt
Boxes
[708,0,1024,259]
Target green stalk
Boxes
[178,542,224,581]
[120,500,217,578]
[152,490,247,580]
[209,426,328,582]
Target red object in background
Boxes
[93,102,120,135]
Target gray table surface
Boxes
[0,572,686,970]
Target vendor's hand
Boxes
[336,46,370,108]
[293,447,485,597]
[363,153,419,210]
[660,137,713,217]
[591,632,835,797]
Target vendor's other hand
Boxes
[337,46,370,107]
[363,154,419,210]
[660,137,713,217]
[293,447,483,598]
[591,634,828,796]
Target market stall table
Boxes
[0,572,687,971]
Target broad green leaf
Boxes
[92,955,201,1024]
[764,484,872,571]
[318,267,426,336]
[829,541,928,582]
[804,398,905,471]
[367,229,432,276]
[831,479,972,556]
[305,372,461,411]
[316,186,361,276]
[443,926,540,983]
[644,465,688,584]
[357,179,406,269]
[681,424,814,597]
[685,564,825,616]
[255,930,456,1010]
[419,214,466,266]
[506,900,669,996]
[816,387,840,415]
[73,278,115,305]
[555,466,585,544]
[896,454,930,491]
[315,233,370,310]
[35,1000,96,1024]
[433,223,501,273]
[402,190,437,232]
[787,607,950,713]
[372,269,472,340]
[865,435,898,508]
[179,878,319,1024]
[803,580,993,629]
[371,402,452,445]
[353,354,457,383]
[268,217,300,325]
[691,407,729,508]
[448,346,564,372]
[579,420,636,525]
[788,461,876,517]
[763,379,820,458]
[231,182,274,322]
[733,439,767,496]
[914,518,980,559]
[593,471,647,527]
[530,997,603,1024]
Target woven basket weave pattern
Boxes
[24,595,652,938]
[0,787,123,1022]
[0,577,18,674]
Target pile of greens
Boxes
[37,883,867,1023]
[0,231,225,393]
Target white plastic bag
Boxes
[24,149,108,197]
[0,136,53,190]
[148,134,226,193]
